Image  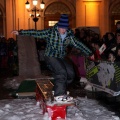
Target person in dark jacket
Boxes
[115,44,120,62]
[12,14,92,102]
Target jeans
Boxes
[44,56,75,96]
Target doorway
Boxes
[110,1,120,32]
[44,2,73,29]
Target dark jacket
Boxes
[19,24,92,58]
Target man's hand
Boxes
[11,30,19,35]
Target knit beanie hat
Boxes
[57,14,69,29]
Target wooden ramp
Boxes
[17,35,41,78]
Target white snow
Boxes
[0,97,119,120]
[1,77,120,120]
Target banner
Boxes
[86,59,120,96]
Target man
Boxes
[12,14,92,102]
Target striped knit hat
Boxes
[57,14,69,29]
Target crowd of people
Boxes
[6,15,120,102]
[1,22,120,72]
[71,21,120,62]
[1,22,120,74]
[0,37,18,75]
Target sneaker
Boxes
[54,95,73,103]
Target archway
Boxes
[109,0,120,32]
[44,1,75,29]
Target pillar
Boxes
[76,0,109,36]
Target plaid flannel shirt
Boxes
[19,24,92,58]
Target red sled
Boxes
[47,104,67,120]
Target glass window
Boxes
[115,20,120,25]
[49,21,58,26]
